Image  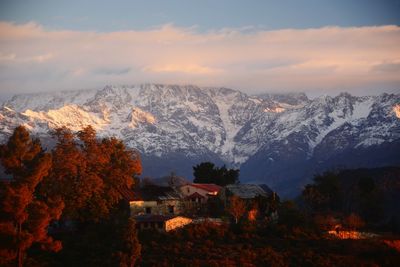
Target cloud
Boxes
[143,64,222,74]
[371,61,400,73]
[93,67,131,75]
[0,22,399,96]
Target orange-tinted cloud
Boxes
[0,22,399,95]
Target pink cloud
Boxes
[0,22,399,95]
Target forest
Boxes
[0,126,399,266]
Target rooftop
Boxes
[185,183,221,193]
[225,184,273,199]
[132,185,181,201]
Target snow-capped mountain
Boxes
[1,84,399,196]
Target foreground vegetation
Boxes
[140,220,400,266]
[0,126,141,267]
[1,126,399,266]
[140,208,400,266]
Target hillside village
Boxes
[121,181,279,232]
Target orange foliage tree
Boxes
[0,126,64,267]
[42,126,142,221]
[228,196,246,224]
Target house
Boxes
[219,184,278,221]
[134,214,192,232]
[178,183,221,204]
[219,184,274,202]
[120,185,184,216]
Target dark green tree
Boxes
[357,177,383,223]
[193,162,216,184]
[193,162,239,186]
[302,171,343,212]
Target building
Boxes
[219,184,278,221]
[121,185,184,216]
[219,184,274,203]
[134,214,192,232]
[178,183,221,204]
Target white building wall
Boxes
[165,216,193,232]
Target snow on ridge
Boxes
[1,84,398,167]
[212,92,242,162]
[5,89,98,112]
[22,104,107,131]
[308,97,374,151]
[128,108,156,128]
[264,107,285,113]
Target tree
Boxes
[193,162,216,184]
[302,171,343,212]
[116,219,141,267]
[40,127,99,220]
[277,201,306,229]
[43,126,142,222]
[0,126,64,267]
[344,213,365,230]
[357,177,383,223]
[314,214,338,231]
[227,196,246,224]
[193,162,239,186]
[98,136,142,216]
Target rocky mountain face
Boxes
[1,84,399,197]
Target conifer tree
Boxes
[0,126,64,267]
[44,126,142,222]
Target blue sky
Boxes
[0,0,399,99]
[1,0,400,31]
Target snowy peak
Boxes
[0,85,399,175]
[21,104,107,132]
[5,89,98,112]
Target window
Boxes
[168,205,174,214]
[145,207,152,214]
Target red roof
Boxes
[186,183,221,193]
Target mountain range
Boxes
[1,84,399,197]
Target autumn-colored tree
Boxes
[78,128,141,221]
[247,205,258,221]
[344,213,365,230]
[313,214,338,231]
[0,126,64,267]
[227,196,246,224]
[43,126,142,222]
[100,137,141,206]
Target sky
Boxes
[0,0,400,100]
